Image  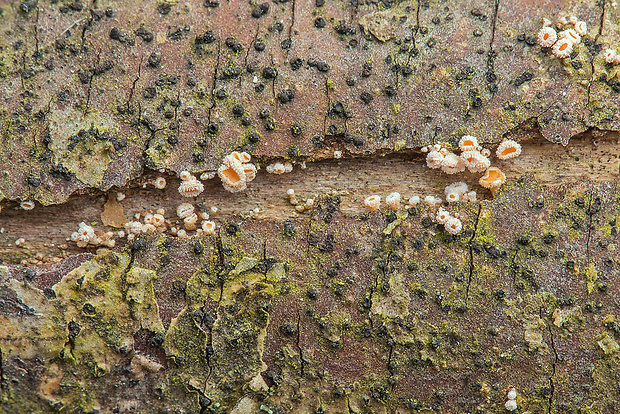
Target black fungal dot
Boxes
[148,52,161,68]
[264,117,276,131]
[290,58,304,70]
[262,67,277,79]
[314,17,326,28]
[193,242,204,255]
[207,122,219,134]
[195,31,216,45]
[360,91,373,104]
[157,3,171,15]
[136,27,154,43]
[82,303,96,315]
[215,88,227,99]
[277,88,295,104]
[383,85,396,97]
[283,219,296,237]
[316,61,330,72]
[232,104,244,117]
[142,87,156,99]
[226,222,239,235]
[291,123,303,137]
[254,39,265,51]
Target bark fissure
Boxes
[295,311,306,377]
[465,203,483,304]
[545,309,560,414]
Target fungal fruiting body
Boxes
[436,208,450,225]
[202,220,216,235]
[176,203,195,219]
[178,171,205,197]
[603,48,618,64]
[70,222,115,248]
[407,195,420,206]
[266,161,293,174]
[426,150,444,169]
[445,181,469,203]
[496,139,522,160]
[507,388,517,401]
[461,150,491,173]
[444,216,463,235]
[458,135,479,152]
[154,177,167,189]
[386,192,401,210]
[552,38,573,58]
[364,195,381,211]
[217,151,257,193]
[574,21,587,36]
[424,195,441,207]
[479,167,506,194]
[537,27,557,47]
[200,171,216,181]
[445,191,459,203]
[441,152,466,174]
[20,201,35,210]
[559,29,580,45]
[505,400,517,412]
[462,191,477,203]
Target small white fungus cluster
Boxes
[123,208,168,241]
[444,182,477,203]
[422,135,520,195]
[286,189,315,213]
[70,222,115,248]
[178,171,205,197]
[217,151,257,193]
[536,15,588,58]
[602,47,620,65]
[505,387,518,411]
[436,208,462,235]
[266,161,293,174]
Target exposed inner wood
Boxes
[1,132,619,264]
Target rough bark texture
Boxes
[1,0,620,413]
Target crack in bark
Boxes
[465,203,483,305]
[586,0,607,112]
[295,311,306,377]
[208,42,222,125]
[544,307,559,414]
[386,343,395,389]
[83,49,102,114]
[287,0,296,53]
[585,184,596,266]
[0,347,4,394]
[239,24,260,88]
[323,77,331,135]
[126,55,143,108]
[486,0,500,96]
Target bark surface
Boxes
[1,0,620,413]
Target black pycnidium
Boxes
[262,67,277,79]
[232,104,244,117]
[207,122,219,134]
[291,123,303,136]
[215,88,227,99]
[148,52,161,68]
[254,39,265,51]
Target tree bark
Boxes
[1,0,620,413]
